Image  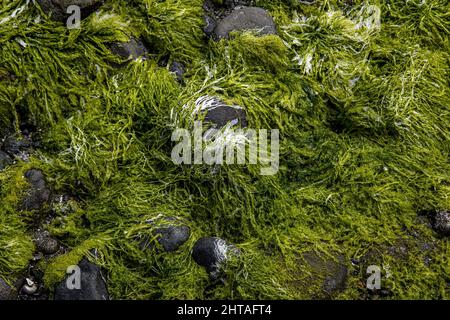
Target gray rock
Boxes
[22,169,51,211]
[204,15,217,36]
[169,61,185,84]
[434,211,450,237]
[213,7,277,40]
[34,230,59,255]
[0,150,12,170]
[109,38,148,62]
[2,134,31,156]
[38,0,104,22]
[0,278,15,300]
[192,237,237,279]
[54,258,109,300]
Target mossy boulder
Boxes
[213,7,277,40]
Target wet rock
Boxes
[34,230,59,255]
[205,105,247,128]
[0,150,12,170]
[192,237,237,279]
[2,134,31,157]
[22,169,51,211]
[109,38,148,62]
[433,211,450,237]
[140,217,190,252]
[302,252,348,297]
[213,7,277,40]
[204,14,217,36]
[0,278,15,300]
[54,258,109,300]
[195,96,247,129]
[169,61,185,84]
[155,225,190,252]
[38,0,104,22]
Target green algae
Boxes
[0,0,449,299]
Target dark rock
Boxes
[192,237,237,279]
[22,169,51,211]
[0,278,15,300]
[196,96,247,128]
[169,61,185,84]
[213,7,277,40]
[205,105,247,128]
[433,211,450,237]
[204,15,217,36]
[109,38,148,62]
[34,230,59,255]
[155,225,190,252]
[38,0,104,22]
[140,217,190,252]
[54,258,109,300]
[2,134,31,157]
[0,150,12,170]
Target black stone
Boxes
[204,104,247,128]
[109,38,148,62]
[22,169,51,211]
[213,7,277,40]
[0,278,15,300]
[0,150,12,170]
[192,237,234,277]
[54,258,109,300]
[140,217,190,252]
[433,211,450,237]
[38,0,104,22]
[155,225,190,252]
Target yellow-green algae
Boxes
[0,0,449,299]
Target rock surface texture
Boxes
[54,258,109,300]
